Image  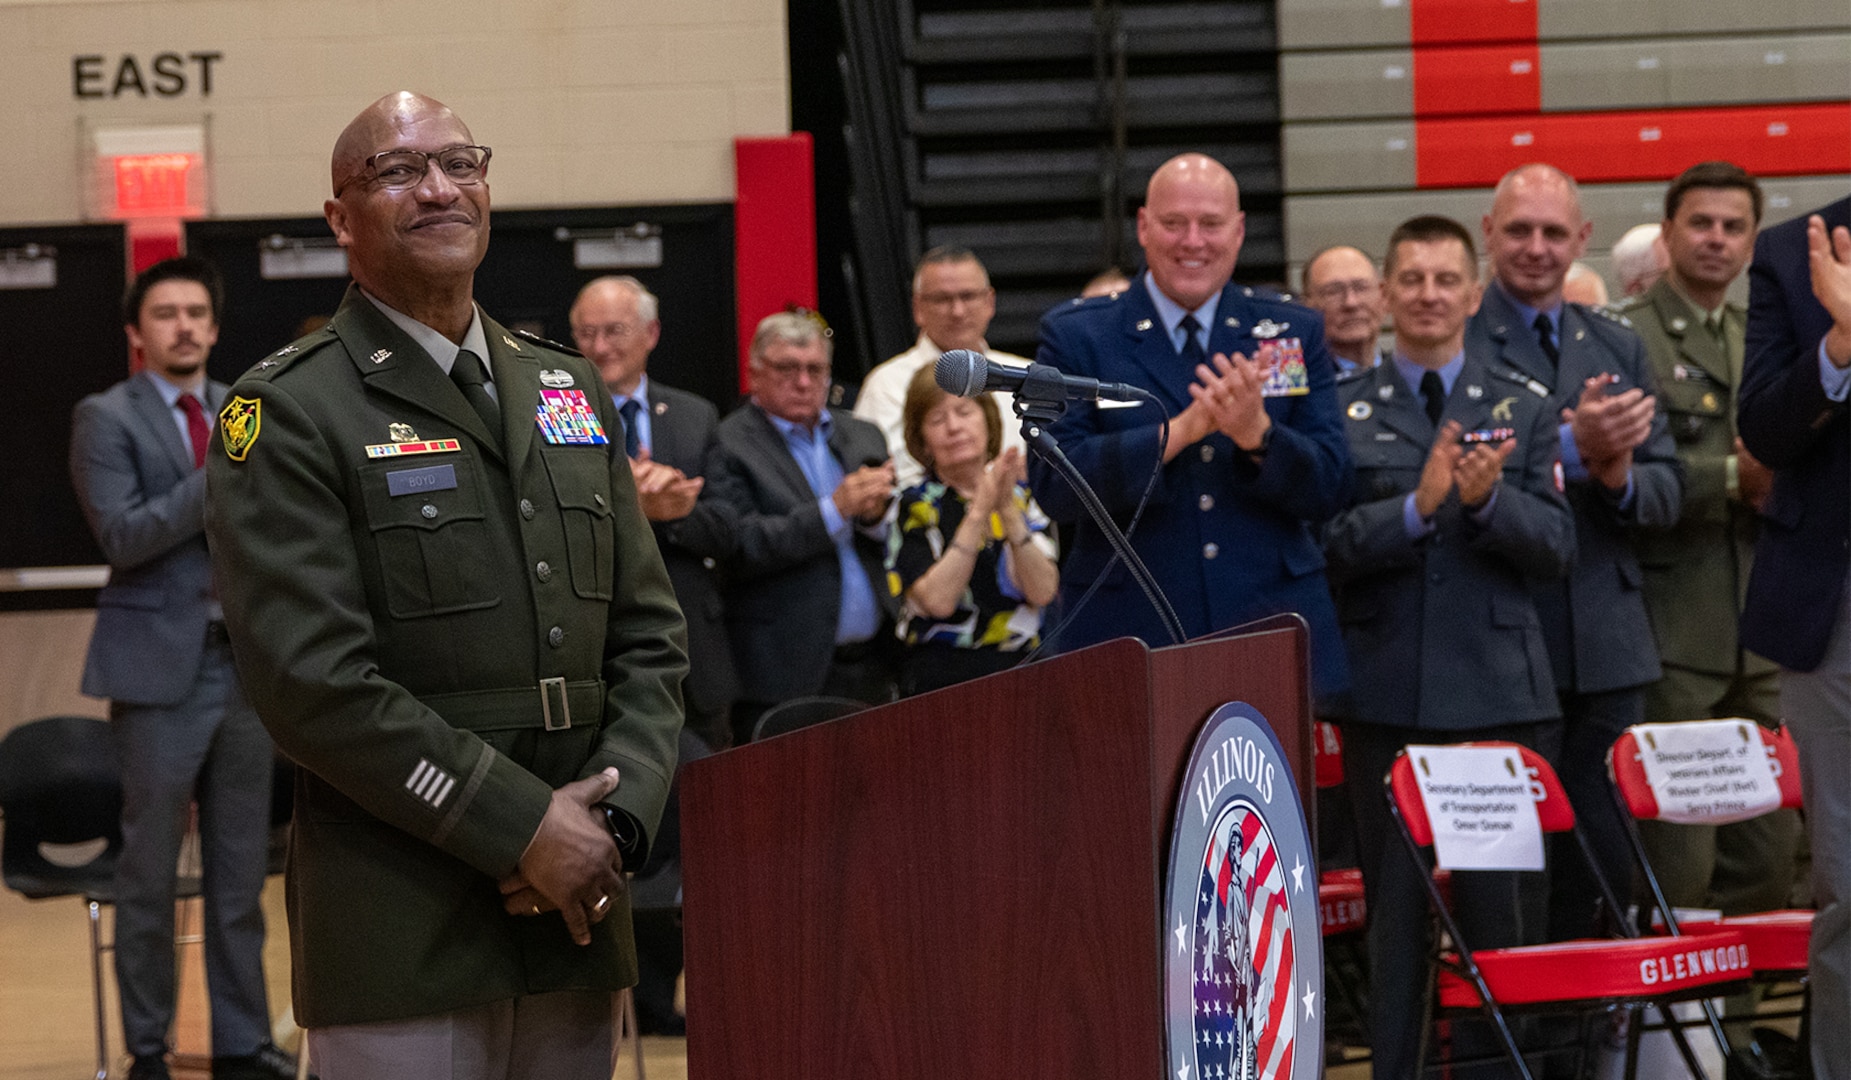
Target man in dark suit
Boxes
[1031,152,1352,706]
[206,92,685,1077]
[1326,216,1573,1077]
[69,257,295,1080]
[568,275,732,1036]
[1737,196,1851,1080]
[706,311,897,745]
[1467,163,1683,941]
[569,275,736,752]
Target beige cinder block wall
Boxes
[0,0,790,225]
[0,0,789,736]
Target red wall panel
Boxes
[733,134,817,391]
[1409,0,1538,46]
[1412,44,1541,116]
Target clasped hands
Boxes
[1561,374,1654,493]
[499,767,625,947]
[629,450,703,522]
[832,460,896,524]
[1168,346,1276,460]
[1415,420,1517,519]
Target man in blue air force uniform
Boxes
[1030,153,1352,706]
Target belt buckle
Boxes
[539,677,570,731]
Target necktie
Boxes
[619,398,643,459]
[1178,314,1207,368]
[1419,371,1446,427]
[450,349,501,443]
[179,393,209,469]
[1533,312,1559,365]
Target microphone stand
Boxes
[1013,367,1186,646]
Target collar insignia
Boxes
[369,349,391,365]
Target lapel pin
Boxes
[1378,384,1394,401]
[654,401,668,415]
[370,349,392,365]
[1135,319,1153,331]
[1224,316,1240,329]
[1670,317,1688,332]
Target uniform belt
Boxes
[419,678,605,733]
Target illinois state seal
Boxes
[1165,702,1322,1080]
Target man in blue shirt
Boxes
[706,312,897,744]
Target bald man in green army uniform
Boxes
[1615,161,1799,934]
[205,91,686,1078]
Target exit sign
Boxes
[87,122,209,220]
[112,152,200,216]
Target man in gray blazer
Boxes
[705,311,897,745]
[1467,165,1683,942]
[69,258,294,1080]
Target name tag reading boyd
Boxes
[386,464,458,497]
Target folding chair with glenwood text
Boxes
[1386,742,1755,1080]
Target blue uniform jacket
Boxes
[1029,278,1353,704]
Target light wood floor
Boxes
[0,878,688,1080]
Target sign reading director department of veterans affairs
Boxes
[1165,703,1321,1080]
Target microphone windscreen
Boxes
[934,349,987,398]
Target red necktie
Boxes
[179,393,209,469]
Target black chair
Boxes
[0,715,125,1080]
[749,696,868,743]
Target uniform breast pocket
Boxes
[543,449,616,601]
[1661,380,1725,444]
[359,458,500,619]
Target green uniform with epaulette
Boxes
[1614,277,1796,918]
[204,285,687,1027]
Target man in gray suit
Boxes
[705,311,896,745]
[1468,164,1684,942]
[69,258,295,1080]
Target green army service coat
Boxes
[205,286,687,1027]
[1616,279,1774,680]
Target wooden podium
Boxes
[681,618,1313,1078]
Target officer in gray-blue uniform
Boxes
[1326,216,1573,1078]
[1468,164,1683,942]
[1031,153,1351,706]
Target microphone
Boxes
[934,350,1150,405]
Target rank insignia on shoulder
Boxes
[536,389,610,446]
[389,422,419,443]
[219,396,261,461]
[539,369,575,389]
[365,438,461,459]
[1347,400,1373,420]
[1463,427,1515,444]
[256,359,279,370]
[276,344,299,356]
[1251,318,1289,339]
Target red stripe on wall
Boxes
[1412,44,1541,117]
[1415,102,1851,187]
[1409,0,1537,46]
[733,134,817,393]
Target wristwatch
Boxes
[602,805,642,864]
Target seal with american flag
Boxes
[1166,702,1322,1080]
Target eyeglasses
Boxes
[760,359,831,382]
[333,145,492,197]
[1308,280,1378,303]
[919,289,992,308]
[572,322,639,344]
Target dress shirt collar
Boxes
[1392,349,1466,399]
[1494,278,1562,339]
[761,404,834,444]
[143,368,203,410]
[361,289,491,379]
[1144,271,1221,354]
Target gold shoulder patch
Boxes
[220,395,261,461]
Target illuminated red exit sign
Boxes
[112,152,200,216]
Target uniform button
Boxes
[593,493,607,507]
[702,557,716,570]
[547,626,566,648]
[519,499,535,520]
[1200,445,1215,463]
[536,561,553,583]
[421,504,438,519]
[1203,543,1219,559]
[1198,494,1215,512]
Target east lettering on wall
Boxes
[72,52,223,99]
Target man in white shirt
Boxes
[853,247,1026,489]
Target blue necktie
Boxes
[1179,313,1207,368]
[619,398,642,459]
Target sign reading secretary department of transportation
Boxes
[1165,702,1322,1080]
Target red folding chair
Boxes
[1609,722,1812,1069]
[1387,742,1754,1080]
